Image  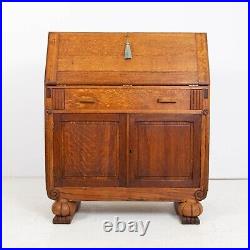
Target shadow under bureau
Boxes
[45,32,210,224]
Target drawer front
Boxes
[63,88,192,111]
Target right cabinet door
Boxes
[128,114,202,187]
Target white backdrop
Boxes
[3,2,248,178]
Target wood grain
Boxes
[56,71,199,85]
[45,32,210,85]
[58,55,196,72]
[128,114,201,187]
[45,112,54,197]
[52,89,65,110]
[45,33,59,84]
[64,88,191,111]
[57,33,197,72]
[58,187,199,201]
[58,33,125,57]
[196,33,210,84]
[44,32,210,224]
[53,113,126,187]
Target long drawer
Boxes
[50,87,205,111]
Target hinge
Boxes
[189,84,199,87]
[122,84,133,87]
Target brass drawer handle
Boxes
[79,97,96,104]
[157,98,176,104]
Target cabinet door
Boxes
[53,114,126,187]
[128,114,202,187]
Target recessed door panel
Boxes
[129,114,201,187]
[53,114,126,187]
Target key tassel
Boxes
[124,42,132,59]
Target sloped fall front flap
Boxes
[45,32,210,86]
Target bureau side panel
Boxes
[45,33,59,84]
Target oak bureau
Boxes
[44,32,210,224]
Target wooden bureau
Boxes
[45,32,210,224]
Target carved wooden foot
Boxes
[52,198,80,224]
[174,200,203,225]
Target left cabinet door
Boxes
[53,113,126,187]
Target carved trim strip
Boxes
[52,89,65,110]
[203,88,208,99]
[202,109,209,116]
[190,89,203,110]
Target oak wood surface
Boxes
[52,199,80,224]
[53,114,126,187]
[44,32,210,224]
[64,88,191,111]
[45,32,209,85]
[57,187,200,201]
[174,200,203,224]
[128,113,201,187]
[57,33,196,72]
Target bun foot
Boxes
[174,200,203,225]
[52,198,80,224]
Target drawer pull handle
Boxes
[79,98,96,104]
[157,98,176,104]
